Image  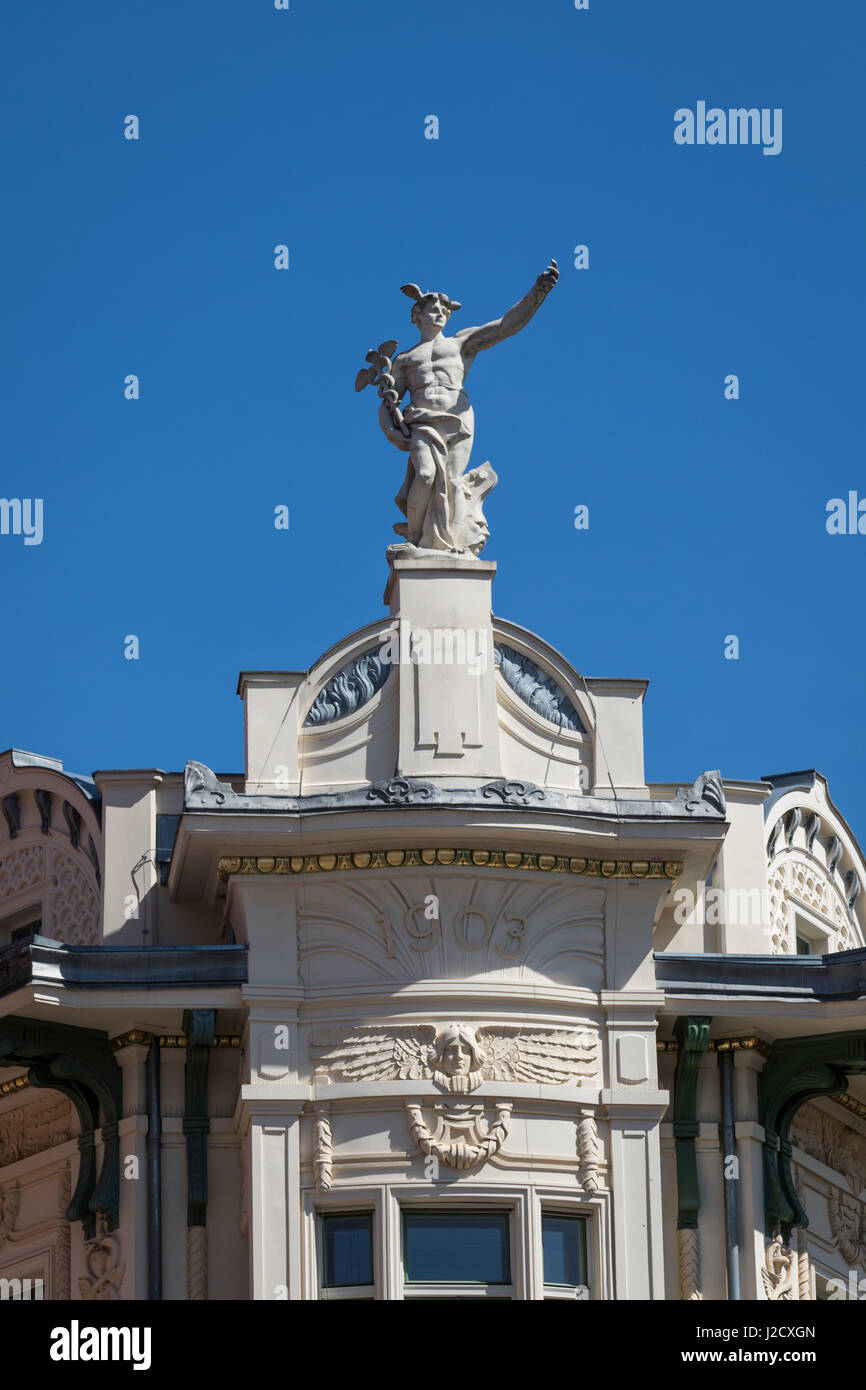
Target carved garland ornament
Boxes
[407,1099,511,1171]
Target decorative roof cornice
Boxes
[184,763,726,821]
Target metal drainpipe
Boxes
[146,1037,163,1300]
[719,1048,741,1300]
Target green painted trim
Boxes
[759,1030,866,1239]
[183,1010,214,1228]
[672,1016,711,1229]
[30,1064,99,1232]
[0,1015,122,1235]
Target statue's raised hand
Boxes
[535,259,559,296]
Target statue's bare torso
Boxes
[391,335,474,415]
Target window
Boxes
[542,1212,589,1298]
[402,1211,512,1299]
[320,1212,374,1299]
[792,909,829,956]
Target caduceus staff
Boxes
[354,339,411,439]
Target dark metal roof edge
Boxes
[0,936,248,997]
[655,946,866,1001]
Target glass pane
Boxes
[542,1214,585,1286]
[322,1213,373,1288]
[403,1212,510,1283]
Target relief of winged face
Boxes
[431,1024,489,1094]
[312,1022,598,1094]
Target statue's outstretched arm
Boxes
[458,260,558,357]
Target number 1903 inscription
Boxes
[376,902,526,959]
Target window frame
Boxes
[401,1207,514,1298]
[792,906,832,956]
[319,1210,375,1293]
[390,1187,529,1301]
[308,1188,385,1301]
[307,1183,605,1300]
[539,1208,590,1298]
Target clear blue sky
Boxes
[1,1,864,830]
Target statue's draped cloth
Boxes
[385,404,473,552]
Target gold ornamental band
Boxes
[216,848,684,883]
[658,1036,772,1057]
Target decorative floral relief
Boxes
[304,648,391,726]
[494,643,585,733]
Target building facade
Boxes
[2,551,865,1301]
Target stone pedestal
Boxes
[384,553,501,782]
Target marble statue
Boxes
[355,261,559,555]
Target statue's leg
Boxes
[404,438,437,544]
[445,406,475,482]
